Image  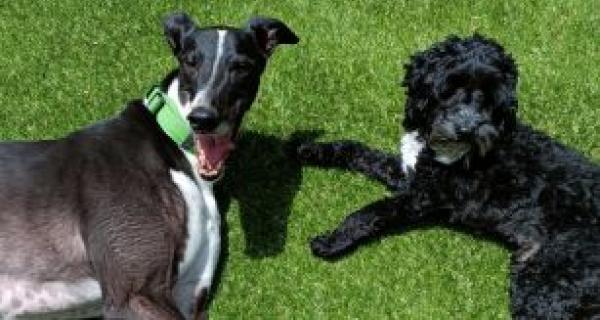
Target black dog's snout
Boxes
[188,108,220,133]
[450,106,485,136]
[455,120,480,137]
[456,126,472,135]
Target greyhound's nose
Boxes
[188,107,219,133]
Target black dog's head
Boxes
[162,12,299,179]
[402,34,518,165]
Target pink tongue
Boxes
[196,135,234,170]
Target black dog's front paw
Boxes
[285,130,325,164]
[296,142,324,164]
[310,233,351,259]
[310,234,337,258]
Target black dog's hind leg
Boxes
[295,140,405,191]
[311,195,442,258]
[510,230,600,320]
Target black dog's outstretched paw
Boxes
[285,130,325,164]
[296,142,324,164]
[310,232,352,259]
[310,234,337,258]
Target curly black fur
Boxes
[294,35,600,319]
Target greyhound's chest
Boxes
[169,169,221,318]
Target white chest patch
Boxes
[400,130,425,174]
[170,152,221,319]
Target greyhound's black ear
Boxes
[163,12,197,57]
[246,17,299,57]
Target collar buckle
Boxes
[143,86,196,155]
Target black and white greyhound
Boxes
[0,12,298,319]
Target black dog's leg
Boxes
[511,253,585,320]
[311,196,441,258]
[295,140,405,191]
[511,230,600,320]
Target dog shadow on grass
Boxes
[215,129,316,258]
[208,129,317,306]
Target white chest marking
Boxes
[171,152,221,319]
[400,130,425,174]
[149,30,226,319]
[0,276,101,319]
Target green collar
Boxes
[145,86,196,154]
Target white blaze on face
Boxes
[190,30,227,111]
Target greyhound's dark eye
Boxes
[230,60,254,74]
[182,53,202,68]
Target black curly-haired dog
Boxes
[294,35,600,319]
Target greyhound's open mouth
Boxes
[194,133,235,180]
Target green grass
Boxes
[1,0,598,318]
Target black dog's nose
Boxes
[188,108,219,133]
[456,125,473,136]
[452,106,484,137]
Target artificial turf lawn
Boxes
[0,1,598,318]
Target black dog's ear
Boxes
[401,55,432,131]
[246,17,299,57]
[163,12,197,57]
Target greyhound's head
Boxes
[163,12,299,180]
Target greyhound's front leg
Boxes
[191,288,208,320]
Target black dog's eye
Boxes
[439,73,470,99]
[230,60,254,74]
[479,74,500,91]
[447,73,470,87]
[440,85,455,99]
[440,82,461,99]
